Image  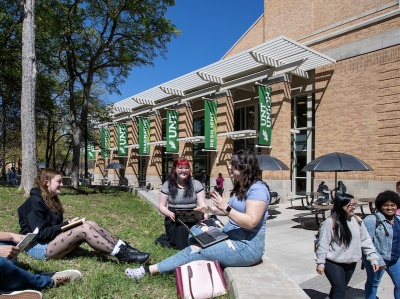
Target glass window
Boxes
[234,105,255,131]
[193,116,204,137]
[296,95,307,128]
[162,123,166,140]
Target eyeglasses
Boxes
[347,203,358,208]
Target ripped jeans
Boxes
[157,222,265,273]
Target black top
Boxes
[18,188,68,244]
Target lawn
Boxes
[0,186,184,298]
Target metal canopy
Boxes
[177,136,205,144]
[148,141,167,146]
[218,130,257,140]
[113,36,335,114]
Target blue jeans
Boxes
[363,255,400,299]
[157,222,265,273]
[26,242,48,260]
[0,257,53,291]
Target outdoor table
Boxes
[288,195,307,208]
[357,197,377,214]
[299,191,323,206]
[311,204,333,223]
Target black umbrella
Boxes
[301,152,373,187]
[256,154,290,171]
[105,162,125,170]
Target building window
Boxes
[234,106,255,131]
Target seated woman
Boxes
[317,181,329,201]
[126,150,270,279]
[155,157,207,250]
[17,168,150,264]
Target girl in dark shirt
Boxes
[18,168,150,264]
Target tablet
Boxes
[174,209,204,223]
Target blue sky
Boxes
[109,0,264,103]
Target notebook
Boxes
[174,209,204,223]
[177,219,229,248]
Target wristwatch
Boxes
[225,205,232,213]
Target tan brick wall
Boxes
[313,45,400,182]
[224,15,265,58]
[313,0,394,31]
[224,0,396,60]
[308,15,400,52]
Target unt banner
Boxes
[166,110,178,152]
[205,100,217,149]
[258,86,272,146]
[138,118,150,155]
[87,143,95,159]
[117,124,128,156]
[101,128,110,157]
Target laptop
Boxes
[174,209,204,223]
[177,219,229,248]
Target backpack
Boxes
[314,215,362,252]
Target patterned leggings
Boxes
[46,220,118,259]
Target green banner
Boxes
[166,110,179,152]
[138,118,150,155]
[205,100,217,149]
[258,86,272,146]
[117,124,128,156]
[101,128,110,157]
[87,143,95,159]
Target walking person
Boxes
[315,193,379,299]
[155,157,208,250]
[7,167,18,186]
[17,168,150,264]
[215,173,224,196]
[0,230,81,299]
[125,150,270,280]
[362,190,400,299]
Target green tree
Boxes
[42,0,180,187]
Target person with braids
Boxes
[315,193,379,299]
[155,157,207,250]
[17,168,150,264]
[125,150,270,279]
[362,191,400,299]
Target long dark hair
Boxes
[331,193,354,248]
[230,150,262,201]
[167,157,194,200]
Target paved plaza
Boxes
[138,188,394,298]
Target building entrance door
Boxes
[291,94,315,195]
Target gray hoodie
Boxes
[315,216,378,267]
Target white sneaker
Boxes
[125,266,145,279]
[0,290,42,299]
[52,270,82,287]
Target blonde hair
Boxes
[34,168,64,214]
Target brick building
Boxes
[94,0,400,201]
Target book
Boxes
[10,227,39,262]
[61,218,86,231]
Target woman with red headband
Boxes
[155,158,207,250]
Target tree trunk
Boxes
[1,90,6,178]
[71,127,81,188]
[20,0,38,195]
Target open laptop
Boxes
[174,209,204,223]
[177,219,229,248]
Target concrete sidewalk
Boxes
[265,202,393,299]
[135,188,394,298]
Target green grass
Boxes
[0,186,187,298]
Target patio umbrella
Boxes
[301,152,373,188]
[256,154,290,171]
[105,162,125,170]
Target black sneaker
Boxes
[115,244,151,264]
